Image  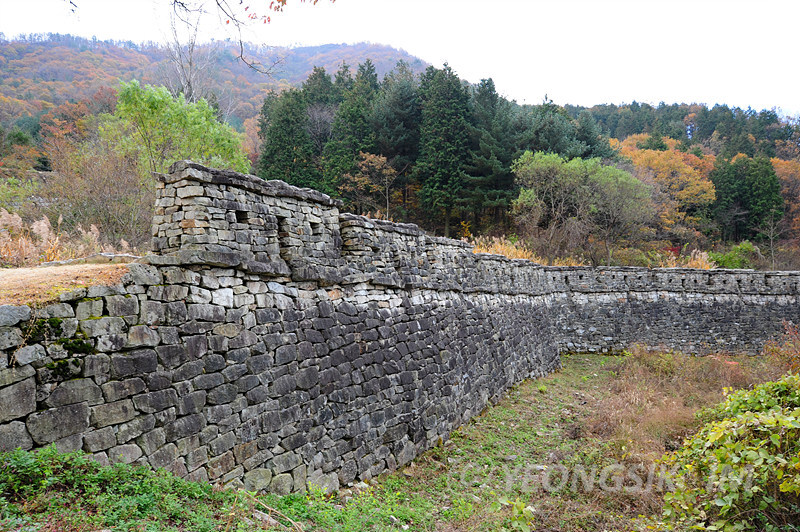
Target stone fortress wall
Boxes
[1,161,798,494]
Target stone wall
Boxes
[1,161,798,494]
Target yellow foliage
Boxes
[471,236,541,261]
[618,135,716,229]
[470,236,587,266]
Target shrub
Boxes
[709,240,761,269]
[0,446,227,531]
[763,321,800,376]
[661,374,800,531]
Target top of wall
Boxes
[149,161,800,298]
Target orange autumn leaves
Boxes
[618,134,716,231]
[772,158,800,237]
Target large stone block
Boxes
[27,403,90,444]
[91,400,136,428]
[0,421,33,451]
[0,327,23,351]
[0,378,35,423]
[111,349,157,378]
[46,378,103,407]
[243,467,273,492]
[126,326,160,348]
[269,473,293,495]
[0,305,31,327]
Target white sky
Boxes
[1,0,799,116]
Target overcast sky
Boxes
[1,0,798,116]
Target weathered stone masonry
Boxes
[1,160,799,494]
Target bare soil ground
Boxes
[0,263,129,306]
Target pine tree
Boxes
[575,110,614,158]
[462,78,516,229]
[321,62,378,196]
[301,67,337,157]
[712,156,783,241]
[256,89,319,188]
[371,60,421,176]
[415,64,471,237]
[333,62,354,103]
[355,59,380,98]
[303,66,337,106]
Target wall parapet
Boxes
[1,161,798,495]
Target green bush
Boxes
[699,375,800,423]
[0,446,226,531]
[661,374,800,531]
[708,240,760,269]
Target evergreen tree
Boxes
[712,156,783,241]
[522,99,585,158]
[371,61,421,176]
[301,67,337,157]
[575,110,614,158]
[256,89,319,188]
[333,62,354,103]
[415,64,471,237]
[303,66,337,106]
[462,78,516,229]
[321,63,378,196]
[355,59,380,98]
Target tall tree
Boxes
[321,60,378,195]
[302,66,337,156]
[256,89,319,188]
[333,62,354,103]
[415,64,471,237]
[712,155,783,241]
[113,80,248,174]
[371,61,421,176]
[303,66,337,106]
[512,152,653,263]
[574,110,614,159]
[520,99,585,159]
[462,78,516,229]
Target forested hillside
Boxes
[0,34,426,129]
[1,34,799,270]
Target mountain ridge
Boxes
[0,34,429,130]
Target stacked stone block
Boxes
[1,161,799,494]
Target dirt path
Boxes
[0,263,130,306]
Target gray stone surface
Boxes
[269,473,293,495]
[46,379,103,407]
[14,344,46,365]
[243,468,273,492]
[27,403,89,444]
[0,378,35,423]
[3,161,800,494]
[0,305,31,327]
[0,421,33,451]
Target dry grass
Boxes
[589,346,780,465]
[471,235,541,261]
[763,321,800,375]
[653,249,716,269]
[470,235,587,265]
[0,209,131,268]
[0,263,130,306]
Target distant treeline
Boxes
[2,34,800,268]
[255,59,799,258]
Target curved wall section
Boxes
[0,161,798,493]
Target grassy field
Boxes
[0,349,781,532]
